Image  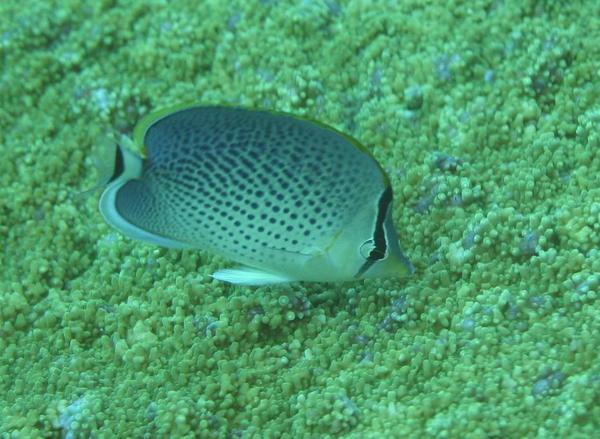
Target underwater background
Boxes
[1,0,599,437]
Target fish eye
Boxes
[359,239,376,259]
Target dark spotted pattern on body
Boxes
[115,106,385,265]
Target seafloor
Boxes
[0,0,598,437]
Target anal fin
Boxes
[211,266,294,285]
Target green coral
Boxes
[1,0,600,437]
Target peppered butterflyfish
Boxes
[97,105,413,285]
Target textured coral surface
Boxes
[0,1,598,437]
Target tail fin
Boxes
[71,135,120,204]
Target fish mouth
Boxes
[403,255,415,275]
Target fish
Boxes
[97,104,414,285]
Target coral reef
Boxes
[1,0,598,437]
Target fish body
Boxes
[98,105,413,285]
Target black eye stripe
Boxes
[370,185,392,259]
[369,247,386,260]
[354,186,392,278]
